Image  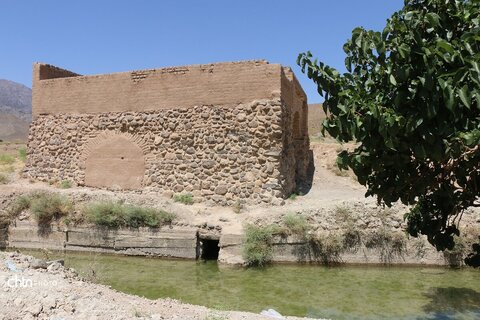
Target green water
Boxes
[18,250,480,320]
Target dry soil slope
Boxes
[0,79,31,142]
[308,103,325,136]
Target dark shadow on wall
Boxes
[37,223,53,237]
[421,287,480,319]
[291,239,343,266]
[200,239,220,260]
[297,150,315,195]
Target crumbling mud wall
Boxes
[25,61,311,205]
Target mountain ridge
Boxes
[0,79,32,141]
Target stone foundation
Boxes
[25,99,310,205]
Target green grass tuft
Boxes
[122,205,175,228]
[83,201,176,229]
[8,195,32,216]
[287,191,304,201]
[60,180,72,189]
[242,224,279,267]
[342,226,362,252]
[309,233,345,264]
[282,213,310,237]
[173,193,194,205]
[1,193,37,228]
[0,154,15,165]
[83,201,124,228]
[18,147,27,162]
[363,228,406,263]
[0,192,72,229]
[30,193,72,226]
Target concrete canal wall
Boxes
[3,220,450,266]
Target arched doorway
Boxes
[84,134,145,189]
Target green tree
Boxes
[298,0,480,267]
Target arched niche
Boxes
[84,133,145,190]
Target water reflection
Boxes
[422,287,480,320]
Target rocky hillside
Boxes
[0,79,32,142]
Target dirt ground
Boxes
[0,139,371,234]
[0,142,25,156]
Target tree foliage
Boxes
[298,0,480,266]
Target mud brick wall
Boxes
[25,60,310,205]
[32,61,282,116]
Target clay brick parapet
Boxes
[34,63,81,81]
[32,60,288,117]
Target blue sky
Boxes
[0,0,402,103]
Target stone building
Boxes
[25,60,311,205]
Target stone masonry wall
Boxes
[25,99,293,205]
[280,68,311,191]
[26,60,310,204]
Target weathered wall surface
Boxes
[281,68,311,191]
[26,60,311,203]
[5,221,449,266]
[84,134,146,189]
[25,99,293,205]
[218,234,448,266]
[7,221,198,259]
[32,61,281,116]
